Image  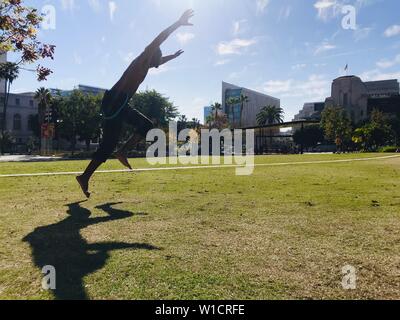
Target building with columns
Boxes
[294,75,400,124]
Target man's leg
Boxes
[115,108,154,169]
[77,119,121,198]
[76,160,102,198]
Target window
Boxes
[13,114,22,131]
[29,100,34,107]
[28,115,36,131]
[16,98,20,106]
[343,93,349,107]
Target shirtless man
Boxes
[77,9,194,198]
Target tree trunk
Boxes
[1,80,10,155]
[240,103,244,128]
[71,127,76,156]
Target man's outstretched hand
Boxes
[178,9,194,26]
[174,50,184,58]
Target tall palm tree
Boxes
[226,95,249,128]
[0,62,19,154]
[191,118,201,130]
[211,102,222,120]
[34,88,52,155]
[226,97,239,128]
[34,87,52,125]
[238,94,249,128]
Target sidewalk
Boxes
[0,155,62,162]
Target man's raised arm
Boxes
[160,50,184,65]
[145,9,194,57]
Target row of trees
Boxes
[27,88,203,154]
[293,106,400,152]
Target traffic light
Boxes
[44,105,58,123]
[44,109,52,123]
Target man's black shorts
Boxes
[92,89,154,163]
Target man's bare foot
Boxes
[76,175,91,199]
[115,152,133,170]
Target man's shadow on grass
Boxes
[23,201,160,300]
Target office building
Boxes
[222,81,280,128]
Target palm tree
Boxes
[226,95,249,128]
[191,118,201,130]
[226,97,238,128]
[34,88,53,155]
[178,114,188,124]
[35,87,52,125]
[0,62,19,154]
[256,105,285,152]
[256,105,285,126]
[211,102,222,120]
[238,94,249,128]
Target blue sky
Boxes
[9,0,400,121]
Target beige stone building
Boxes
[295,76,400,124]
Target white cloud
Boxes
[360,69,400,81]
[314,0,339,21]
[292,63,307,70]
[88,0,101,12]
[263,80,293,94]
[384,25,400,38]
[314,0,377,22]
[216,38,257,55]
[261,75,330,100]
[314,0,336,9]
[176,32,195,45]
[109,1,117,22]
[61,0,76,11]
[214,59,230,66]
[314,41,336,55]
[256,0,270,14]
[376,54,400,69]
[233,19,248,36]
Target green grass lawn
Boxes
[0,153,399,300]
